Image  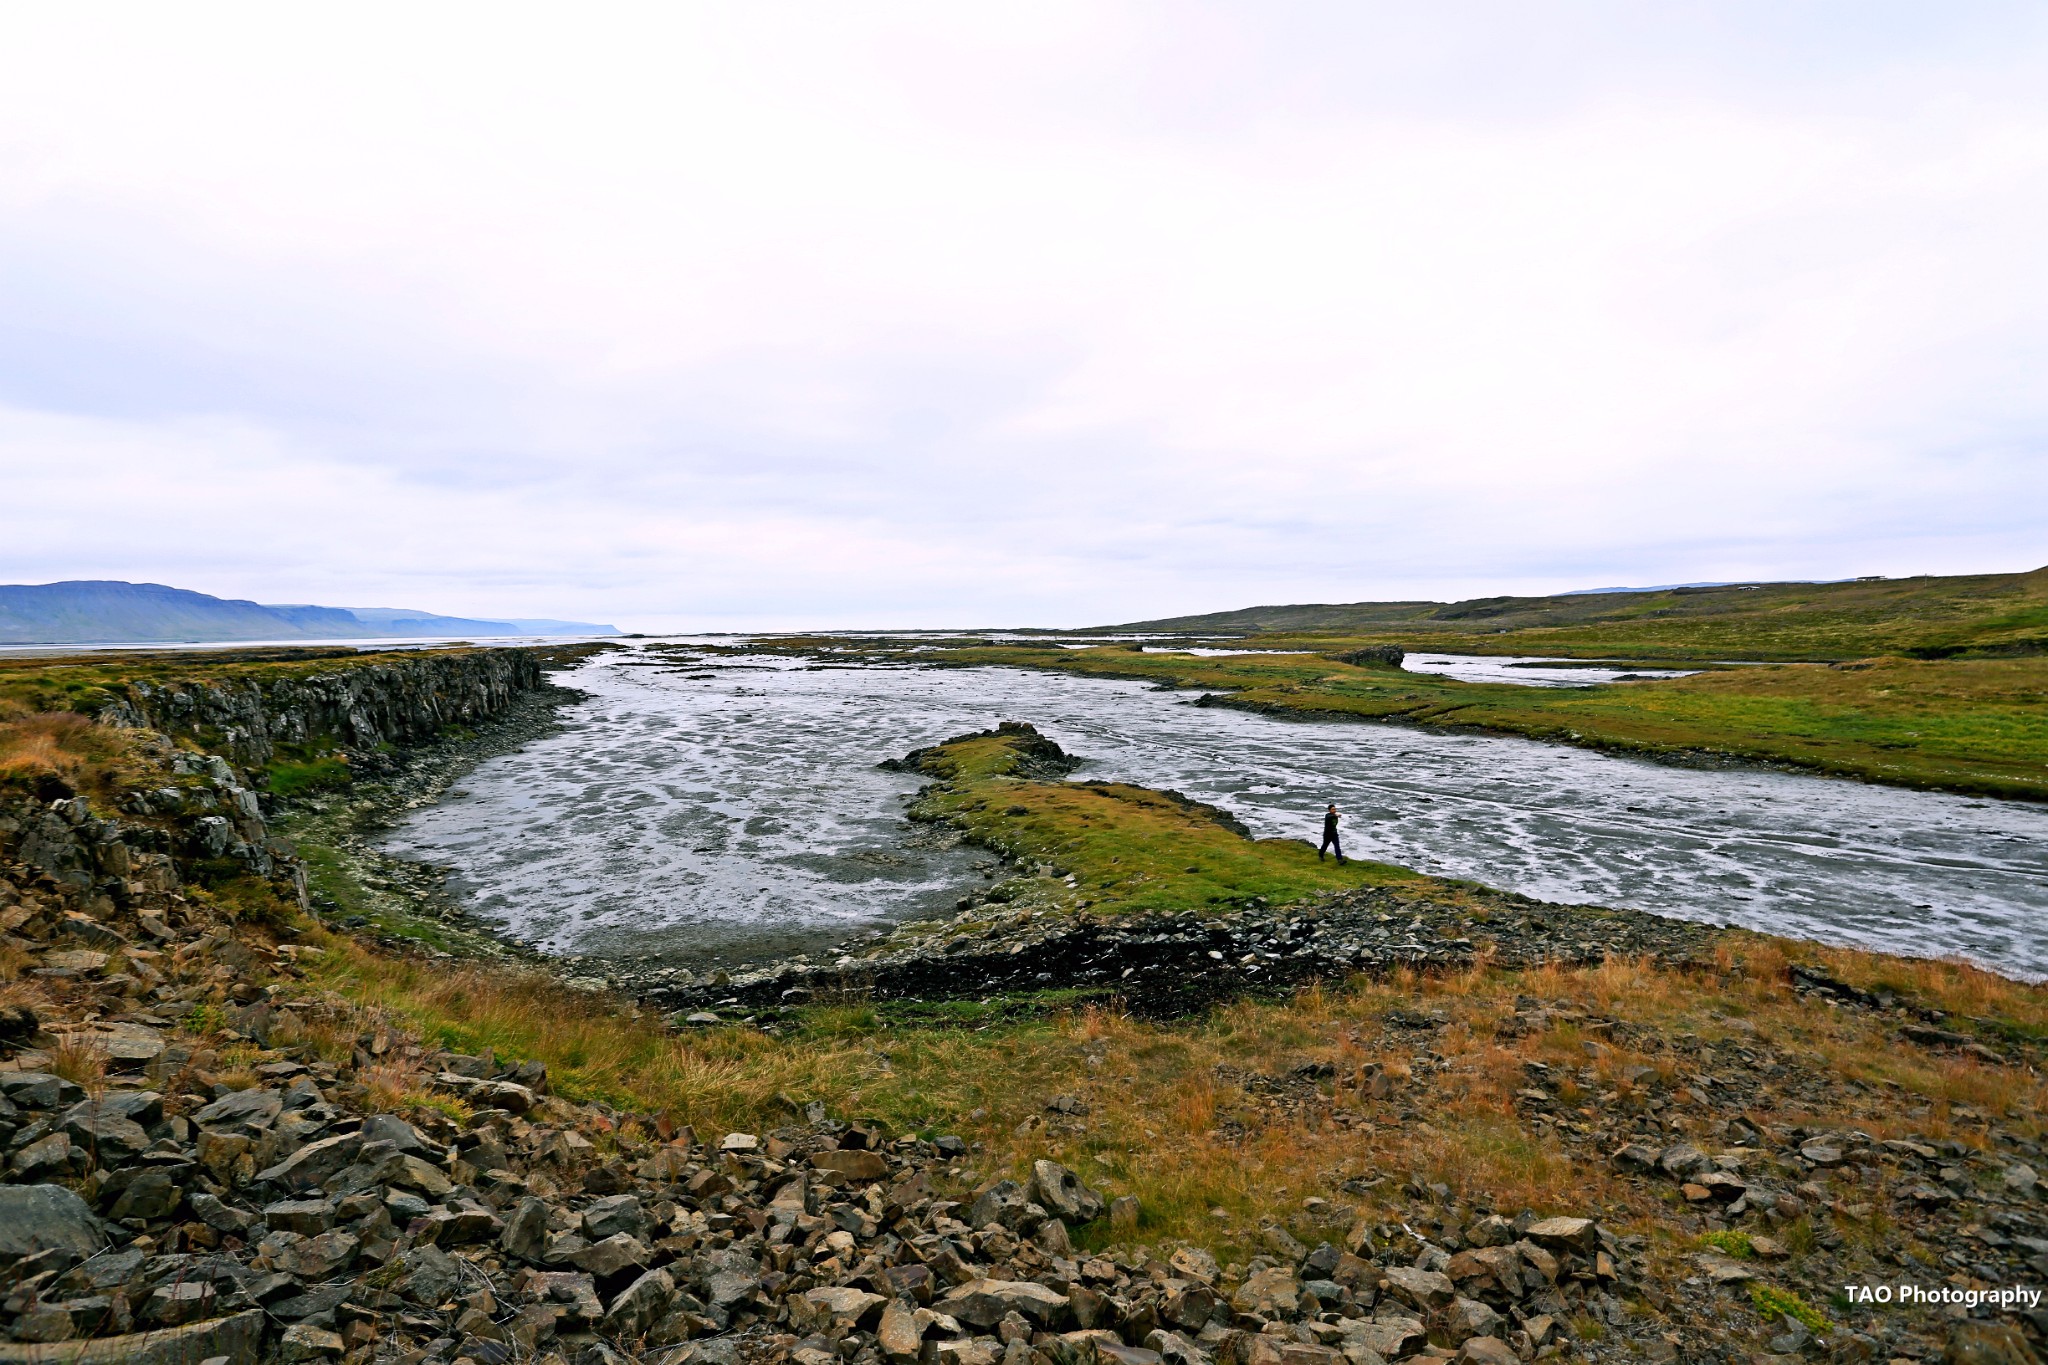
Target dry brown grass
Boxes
[306,924,2048,1262]
[1,711,93,775]
[0,710,142,805]
[46,1036,109,1094]
[358,1059,473,1123]
[1808,940,2048,1032]
[267,998,375,1066]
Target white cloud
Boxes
[0,3,2044,626]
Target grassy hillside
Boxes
[1102,566,2048,662]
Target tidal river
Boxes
[379,648,2048,978]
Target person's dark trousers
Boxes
[1319,832,1344,863]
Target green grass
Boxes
[1699,1229,1754,1259]
[181,1003,230,1033]
[267,755,351,797]
[1750,1284,1832,1334]
[289,837,475,953]
[897,725,1423,917]
[192,873,300,927]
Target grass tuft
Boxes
[47,1036,108,1093]
[1750,1283,1832,1334]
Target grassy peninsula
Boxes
[887,720,1420,918]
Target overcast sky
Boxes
[3,4,2046,630]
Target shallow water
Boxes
[1402,653,1701,687]
[381,650,2048,977]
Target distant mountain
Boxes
[0,580,619,645]
[1555,581,1748,596]
[286,605,531,636]
[337,609,619,636]
[1554,578,1862,596]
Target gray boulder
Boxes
[582,1194,650,1241]
[0,1307,263,1365]
[192,1087,281,1134]
[0,1184,104,1264]
[574,1233,653,1279]
[396,1245,463,1306]
[1380,1266,1455,1312]
[968,1179,1032,1230]
[58,1102,149,1162]
[697,1247,762,1307]
[934,1279,1070,1328]
[1029,1160,1104,1223]
[358,1113,436,1155]
[605,1267,679,1339]
[501,1195,551,1262]
[254,1131,362,1189]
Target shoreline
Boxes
[319,699,2046,1022]
[277,679,592,964]
[283,666,953,991]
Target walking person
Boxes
[1318,802,1346,863]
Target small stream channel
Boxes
[377,649,2048,978]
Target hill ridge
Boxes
[0,579,618,644]
[1091,566,2048,659]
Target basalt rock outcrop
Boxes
[1329,649,1405,670]
[4,734,298,921]
[639,893,1722,1023]
[3,650,558,926]
[91,650,546,772]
